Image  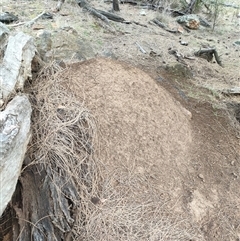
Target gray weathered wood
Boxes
[0,32,36,101]
[0,95,32,217]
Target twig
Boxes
[152,18,179,33]
[9,11,46,27]
[136,42,146,54]
[133,21,148,28]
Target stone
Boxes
[198,173,205,181]
[0,12,18,24]
[36,30,52,61]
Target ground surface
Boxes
[1,0,240,240]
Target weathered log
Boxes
[77,0,109,22]
[152,18,179,33]
[0,95,32,217]
[0,32,36,101]
[120,0,138,5]
[0,23,9,60]
[97,10,125,22]
[194,48,223,66]
[0,29,40,240]
[221,87,240,95]
[10,165,78,241]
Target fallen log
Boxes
[0,95,32,218]
[97,10,125,22]
[0,32,36,101]
[194,48,223,66]
[0,25,35,220]
[9,11,47,27]
[152,18,179,33]
[221,87,240,95]
[77,0,126,23]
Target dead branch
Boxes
[8,11,46,27]
[97,10,125,22]
[221,87,240,95]
[133,21,148,27]
[152,18,179,33]
[136,42,146,54]
[77,0,126,23]
[194,48,223,66]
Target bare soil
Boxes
[1,0,240,240]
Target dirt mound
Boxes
[55,58,203,240]
[63,58,192,189]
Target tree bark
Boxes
[9,164,78,241]
[194,48,223,66]
[113,0,120,11]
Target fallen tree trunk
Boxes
[0,95,32,218]
[152,18,179,33]
[10,165,78,241]
[0,27,35,220]
[194,48,223,66]
[97,10,125,22]
[221,87,240,95]
[78,0,126,23]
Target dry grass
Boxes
[25,62,203,241]
[26,62,101,238]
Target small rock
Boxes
[0,12,18,24]
[180,41,188,46]
[234,41,240,46]
[41,12,53,20]
[91,197,100,205]
[140,10,146,16]
[36,30,52,61]
[232,172,238,178]
[198,174,205,181]
[183,108,192,120]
